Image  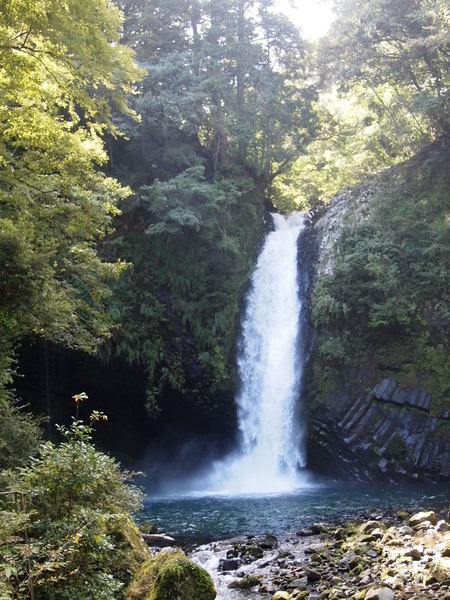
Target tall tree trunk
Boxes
[237,0,247,160]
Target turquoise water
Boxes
[141,482,449,542]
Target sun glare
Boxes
[274,0,335,40]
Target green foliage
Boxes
[326,0,450,134]
[314,225,414,344]
[105,0,318,410]
[21,419,142,520]
[125,549,216,600]
[312,143,450,409]
[272,85,431,210]
[0,0,143,389]
[0,416,146,600]
[106,172,264,412]
[273,0,449,211]
[117,0,316,183]
[0,392,42,472]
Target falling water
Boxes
[210,212,308,494]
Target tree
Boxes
[105,0,317,413]
[272,0,449,211]
[0,0,142,380]
[322,0,450,136]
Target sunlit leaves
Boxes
[0,0,142,368]
[324,0,450,133]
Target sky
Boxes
[274,0,335,40]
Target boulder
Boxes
[333,527,347,540]
[229,575,260,589]
[286,577,307,590]
[272,592,291,600]
[397,511,410,520]
[125,549,216,600]
[360,520,381,534]
[296,528,314,537]
[365,587,395,600]
[405,545,423,560]
[306,568,322,582]
[398,526,414,535]
[436,520,449,532]
[219,558,241,571]
[409,511,438,527]
[441,540,450,558]
[339,551,360,570]
[371,528,384,539]
[257,534,279,549]
[310,523,329,534]
[242,544,264,562]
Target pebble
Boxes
[405,545,424,560]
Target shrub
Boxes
[1,416,146,599]
[0,392,42,471]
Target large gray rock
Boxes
[365,587,395,600]
[371,378,431,412]
[372,378,397,402]
[313,185,376,277]
[409,511,438,527]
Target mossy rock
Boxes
[102,513,150,585]
[229,574,260,589]
[107,514,150,564]
[126,549,216,600]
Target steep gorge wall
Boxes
[304,141,450,481]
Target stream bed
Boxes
[140,482,449,600]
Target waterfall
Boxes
[210,212,309,494]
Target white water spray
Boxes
[209,212,308,494]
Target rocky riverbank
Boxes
[188,508,450,600]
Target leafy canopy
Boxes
[0,0,143,382]
[273,0,449,211]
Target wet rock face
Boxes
[312,184,377,277]
[304,148,449,483]
[372,378,432,411]
[308,375,450,481]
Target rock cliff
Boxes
[305,141,450,481]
